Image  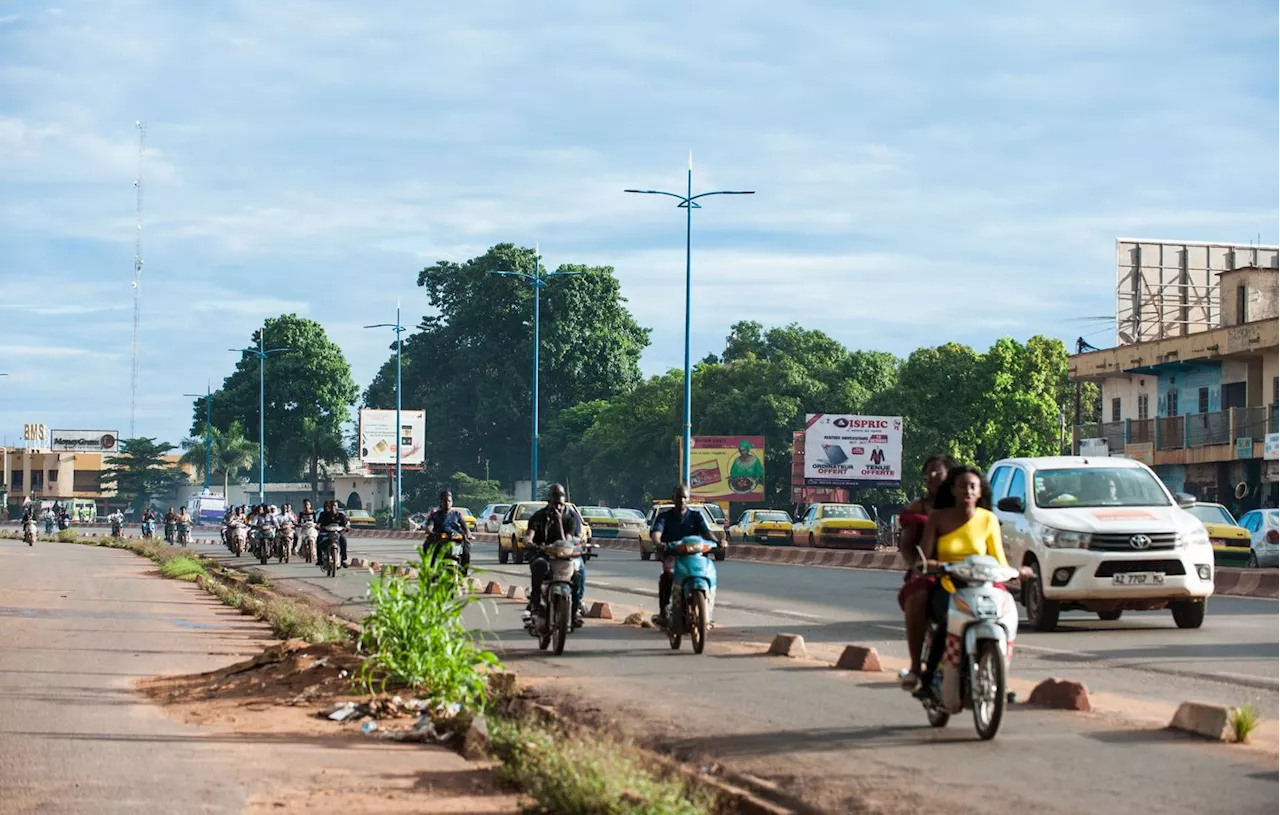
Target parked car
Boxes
[346,509,377,529]
[791,503,877,549]
[477,503,511,533]
[642,502,727,561]
[1186,502,1252,567]
[578,506,621,539]
[1236,508,1279,568]
[987,456,1214,632]
[728,509,793,544]
[497,501,594,564]
[612,508,649,543]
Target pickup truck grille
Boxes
[1094,559,1186,577]
[1090,532,1178,551]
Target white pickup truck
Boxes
[986,456,1214,632]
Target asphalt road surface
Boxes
[195,531,1277,815]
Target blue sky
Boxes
[1,0,1276,447]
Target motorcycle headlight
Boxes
[974,595,999,619]
[1176,527,1209,549]
[1040,526,1092,549]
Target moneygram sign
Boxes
[802,414,903,488]
[50,429,119,453]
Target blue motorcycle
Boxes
[662,536,718,654]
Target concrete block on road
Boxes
[484,580,504,595]
[834,645,882,672]
[585,601,613,620]
[1169,701,1233,741]
[1027,678,1092,712]
[466,577,482,594]
[768,633,808,659]
[461,714,489,760]
[368,561,381,571]
[348,557,364,568]
[506,585,526,601]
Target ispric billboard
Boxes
[687,436,766,502]
[802,414,902,488]
[359,409,426,466]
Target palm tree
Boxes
[285,416,349,505]
[180,422,259,497]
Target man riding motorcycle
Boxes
[522,484,586,629]
[108,509,125,538]
[316,500,351,568]
[650,484,716,629]
[423,489,473,574]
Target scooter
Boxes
[142,519,155,540]
[22,519,36,546]
[660,536,718,654]
[228,521,248,556]
[523,539,583,656]
[57,514,70,532]
[279,520,296,556]
[319,524,345,578]
[164,520,175,544]
[298,520,318,563]
[904,554,1020,740]
[253,524,275,565]
[424,531,467,574]
[176,521,191,547]
[110,518,123,538]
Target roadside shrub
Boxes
[1231,704,1260,743]
[359,547,500,711]
[159,556,206,581]
[56,529,79,543]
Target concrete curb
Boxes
[1169,701,1236,741]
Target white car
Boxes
[476,503,511,534]
[988,456,1214,632]
[1236,508,1279,568]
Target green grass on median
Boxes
[158,556,206,581]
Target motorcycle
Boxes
[252,524,276,565]
[660,536,718,654]
[176,521,191,548]
[318,524,344,577]
[164,520,175,544]
[279,521,296,556]
[522,539,583,656]
[110,518,123,538]
[22,520,36,546]
[44,516,54,535]
[904,554,1020,741]
[142,519,155,540]
[424,531,467,577]
[298,520,318,564]
[57,514,70,532]
[227,521,248,556]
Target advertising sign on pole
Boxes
[358,409,426,466]
[802,414,903,488]
[683,436,766,502]
[50,430,119,453]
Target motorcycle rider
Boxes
[317,500,351,568]
[108,508,125,537]
[279,503,298,553]
[424,489,472,574]
[522,484,586,628]
[649,484,716,629]
[163,507,177,543]
[896,454,954,691]
[141,506,157,537]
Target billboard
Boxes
[50,429,119,453]
[803,414,902,488]
[685,436,766,502]
[359,409,426,466]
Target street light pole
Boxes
[365,302,407,529]
[229,320,294,506]
[182,385,213,490]
[490,245,585,501]
[625,153,754,486]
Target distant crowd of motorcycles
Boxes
[219,503,348,577]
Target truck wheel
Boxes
[1024,562,1061,632]
[498,545,509,565]
[641,550,652,561]
[513,541,524,565]
[1171,599,1207,629]
[1097,610,1122,622]
[714,547,726,562]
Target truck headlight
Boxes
[1040,527,1092,549]
[1176,528,1209,549]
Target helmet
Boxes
[269,505,278,514]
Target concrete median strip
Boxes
[484,580,504,595]
[834,645,882,672]
[585,601,613,620]
[767,633,808,658]
[1169,701,1235,741]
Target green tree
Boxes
[195,315,358,482]
[364,244,649,487]
[447,472,512,510]
[179,421,259,498]
[100,438,186,514]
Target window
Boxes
[1237,285,1248,325]
[1138,393,1150,420]
[989,466,1011,499]
[1032,467,1171,508]
[48,470,57,483]
[1007,469,1027,503]
[1111,398,1121,422]
[1274,377,1278,405]
[1165,389,1178,417]
[31,471,43,491]
[1198,387,1209,415]
[9,472,22,490]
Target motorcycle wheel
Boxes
[689,590,708,655]
[551,594,569,656]
[971,640,1007,741]
[326,542,337,578]
[258,541,268,566]
[537,621,552,652]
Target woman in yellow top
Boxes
[906,465,1030,693]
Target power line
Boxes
[130,120,145,437]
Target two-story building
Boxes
[1070,239,1279,516]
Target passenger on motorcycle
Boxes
[522,484,586,628]
[897,454,954,691]
[317,500,351,567]
[164,507,177,542]
[296,499,317,526]
[913,465,1029,696]
[650,484,715,629]
[424,489,473,574]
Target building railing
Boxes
[1156,416,1184,451]
[1077,403,1278,456]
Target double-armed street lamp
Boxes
[364,301,407,529]
[625,154,753,486]
[229,320,294,505]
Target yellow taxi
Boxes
[346,509,377,529]
[454,506,478,533]
[792,503,877,549]
[1186,502,1252,566]
[728,509,794,544]
[497,501,593,564]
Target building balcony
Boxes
[1076,404,1278,464]
[1069,319,1278,381]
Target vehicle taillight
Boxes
[1267,530,1278,545]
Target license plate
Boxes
[838,529,856,536]
[1112,572,1164,586]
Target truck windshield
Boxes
[1032,468,1171,509]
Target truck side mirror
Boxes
[997,496,1025,513]
[1175,492,1196,508]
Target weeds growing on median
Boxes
[1231,704,1260,743]
[359,546,501,712]
[159,556,206,581]
[490,717,717,815]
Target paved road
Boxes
[191,531,1277,814]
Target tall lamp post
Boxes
[182,385,213,491]
[490,246,585,500]
[625,153,753,486]
[229,321,294,505]
[365,301,407,529]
